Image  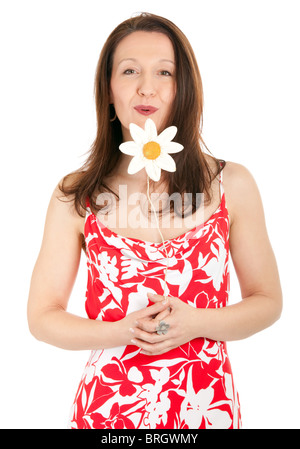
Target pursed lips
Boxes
[134,105,158,116]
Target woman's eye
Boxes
[160,70,172,76]
[123,69,136,75]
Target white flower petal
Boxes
[145,118,157,141]
[162,141,184,154]
[129,123,146,145]
[156,153,176,172]
[145,160,161,181]
[157,126,178,144]
[119,141,140,156]
[128,156,146,174]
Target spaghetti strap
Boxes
[219,164,225,197]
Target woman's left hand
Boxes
[129,292,200,355]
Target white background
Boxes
[0,0,299,429]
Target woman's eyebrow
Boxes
[118,58,138,66]
[117,58,175,66]
[159,59,175,65]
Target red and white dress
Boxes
[69,171,241,429]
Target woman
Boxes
[27,13,282,429]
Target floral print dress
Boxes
[69,171,241,429]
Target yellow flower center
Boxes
[143,141,161,160]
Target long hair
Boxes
[59,12,224,217]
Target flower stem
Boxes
[146,176,169,300]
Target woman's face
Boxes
[110,31,176,141]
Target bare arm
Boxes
[27,183,169,351]
[130,163,283,354]
[197,162,282,341]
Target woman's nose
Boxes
[137,75,156,97]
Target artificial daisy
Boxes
[119,118,183,300]
[119,118,184,182]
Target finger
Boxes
[137,299,169,320]
[140,345,174,356]
[147,293,178,311]
[134,318,157,333]
[147,292,167,303]
[134,316,173,341]
[154,308,171,323]
[132,337,172,355]
[137,309,171,333]
[134,313,165,333]
[136,307,172,333]
[131,328,165,345]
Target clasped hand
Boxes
[128,292,198,356]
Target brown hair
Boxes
[59,12,224,217]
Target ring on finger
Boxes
[156,320,170,335]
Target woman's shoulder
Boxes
[222,161,263,225]
[204,155,255,190]
[46,172,86,234]
[222,161,258,193]
[57,171,87,213]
